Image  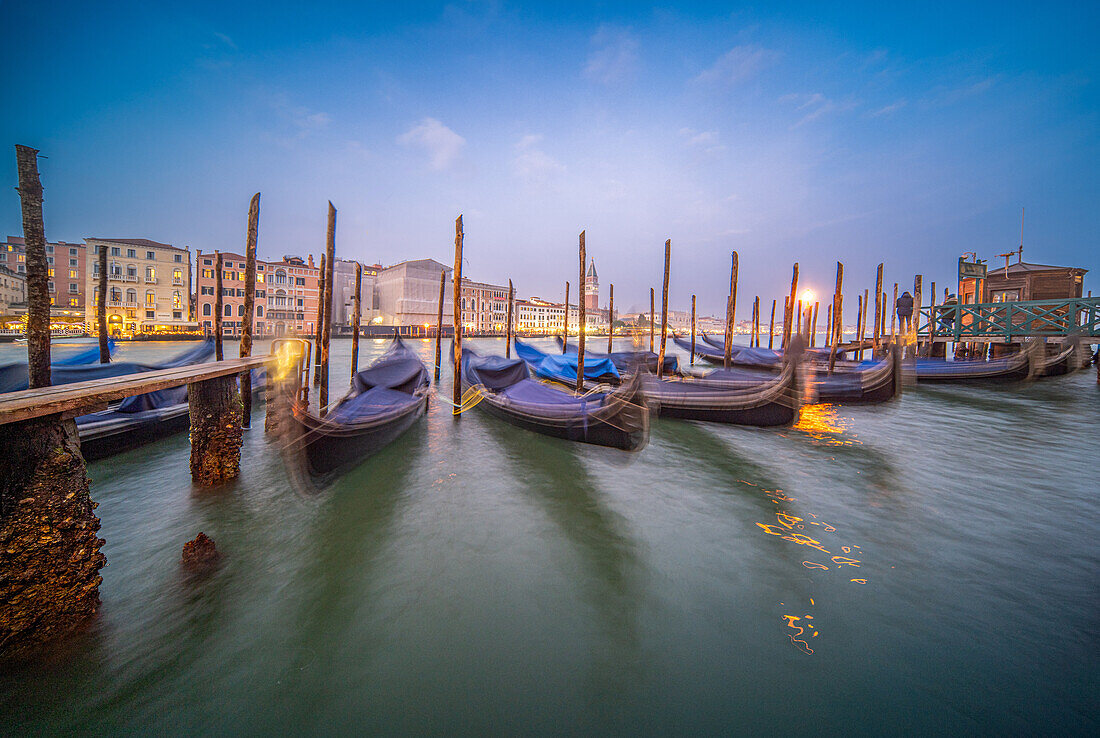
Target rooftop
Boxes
[987,260,1088,277]
[87,238,188,253]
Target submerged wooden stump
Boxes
[0,416,106,658]
[189,375,243,486]
[181,532,221,574]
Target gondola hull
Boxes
[812,347,901,404]
[642,360,802,427]
[291,398,428,477]
[913,349,1033,383]
[461,349,648,451]
[78,404,192,461]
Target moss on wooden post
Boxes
[189,375,243,485]
[0,416,106,657]
[240,193,259,427]
[15,145,50,385]
[320,202,336,414]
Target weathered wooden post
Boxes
[811,302,819,347]
[724,252,738,368]
[752,296,760,347]
[189,373,243,485]
[690,294,697,364]
[434,269,446,381]
[855,294,864,361]
[891,282,898,339]
[783,264,799,349]
[825,304,833,347]
[505,279,514,359]
[562,281,569,352]
[319,202,335,415]
[1,146,107,658]
[796,298,803,337]
[214,251,224,361]
[650,287,655,353]
[873,263,884,351]
[577,232,586,392]
[913,274,923,353]
[97,240,109,362]
[351,262,362,379]
[314,253,326,386]
[782,297,789,348]
[862,288,870,359]
[240,193,259,427]
[452,216,464,415]
[657,239,670,379]
[829,262,844,373]
[768,299,777,349]
[607,283,614,353]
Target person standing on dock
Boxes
[896,291,914,335]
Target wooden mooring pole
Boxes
[97,241,109,362]
[657,239,670,379]
[319,203,336,415]
[351,262,362,379]
[505,279,514,359]
[873,263,883,352]
[314,253,325,386]
[724,252,738,369]
[452,216,464,416]
[768,299,776,349]
[434,269,445,381]
[913,274,923,355]
[855,294,864,361]
[829,262,844,373]
[811,302,819,347]
[783,263,799,349]
[753,296,760,347]
[214,251,224,361]
[1,145,106,658]
[240,193,259,427]
[825,304,833,347]
[891,282,898,340]
[577,232,586,392]
[607,283,614,353]
[690,294,697,364]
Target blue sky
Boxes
[2,1,1097,314]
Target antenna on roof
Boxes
[1018,207,1025,263]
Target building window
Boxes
[238,304,245,316]
[69,259,77,267]
[47,268,55,277]
[202,269,212,279]
[110,287,121,302]
[146,310,155,319]
[110,247,120,256]
[224,304,232,316]
[202,303,211,316]
[126,288,136,303]
[70,297,79,307]
[173,311,182,319]
[173,268,182,283]
[296,277,305,286]
[127,248,136,258]
[127,266,137,278]
[147,251,156,260]
[146,291,156,305]
[203,259,212,266]
[256,305,263,317]
[69,269,78,279]
[174,254,182,263]
[69,283,78,293]
[48,282,55,291]
[146,267,156,282]
[172,291,182,310]
[69,247,77,256]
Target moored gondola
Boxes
[289,336,430,477]
[1038,341,1078,377]
[515,338,621,385]
[912,343,1036,383]
[553,335,678,376]
[642,354,803,426]
[460,345,649,451]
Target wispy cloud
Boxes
[694,45,778,85]
[512,134,565,185]
[678,127,727,155]
[781,92,857,128]
[213,31,237,50]
[262,92,332,144]
[924,76,997,107]
[870,99,907,117]
[584,25,639,84]
[397,117,466,170]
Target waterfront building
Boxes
[264,255,320,337]
[2,236,87,324]
[376,258,453,328]
[972,258,1088,303]
[460,278,510,333]
[515,297,565,334]
[584,259,599,311]
[194,250,268,337]
[332,259,382,331]
[84,238,192,335]
[0,265,26,313]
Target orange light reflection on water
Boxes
[793,404,859,446]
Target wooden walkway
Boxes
[0,356,269,425]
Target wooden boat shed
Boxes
[960,258,1088,304]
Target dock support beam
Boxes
[189,375,243,485]
[0,416,106,658]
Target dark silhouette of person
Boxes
[896,291,914,334]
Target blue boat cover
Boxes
[53,340,116,366]
[326,338,429,423]
[691,334,844,365]
[2,339,215,394]
[115,385,189,413]
[514,339,620,383]
[555,336,677,374]
[462,348,610,416]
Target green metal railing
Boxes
[917,296,1100,341]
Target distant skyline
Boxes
[2,1,1098,314]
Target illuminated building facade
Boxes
[84,238,192,335]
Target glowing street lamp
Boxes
[800,289,815,304]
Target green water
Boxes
[1,338,1097,734]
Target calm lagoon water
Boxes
[1,337,1097,734]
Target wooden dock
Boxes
[917,296,1100,343]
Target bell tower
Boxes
[584,258,599,310]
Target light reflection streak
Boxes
[792,403,859,446]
